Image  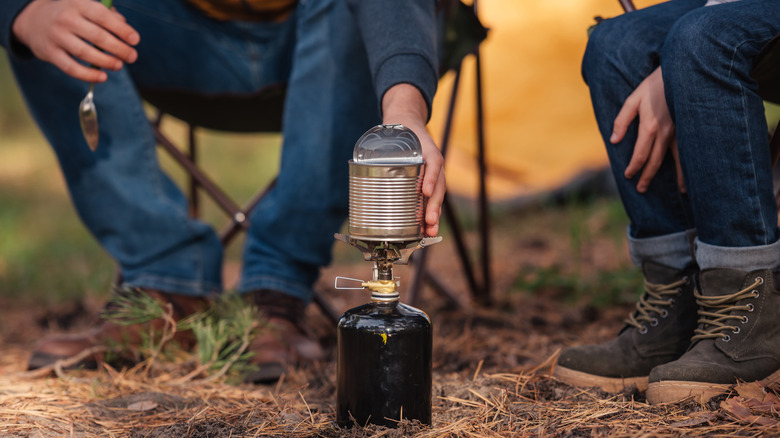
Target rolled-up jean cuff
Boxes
[628,228,695,270]
[695,236,780,271]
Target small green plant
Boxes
[102,286,263,383]
[102,286,169,325]
[178,292,263,383]
[101,287,182,373]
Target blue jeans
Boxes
[583,0,780,271]
[8,0,380,301]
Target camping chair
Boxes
[142,1,492,324]
[140,85,348,323]
[612,0,780,211]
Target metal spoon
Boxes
[79,82,99,150]
[78,0,113,151]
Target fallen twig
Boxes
[19,346,107,379]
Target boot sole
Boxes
[646,368,780,405]
[554,365,648,393]
[646,381,728,405]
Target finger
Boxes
[74,17,138,64]
[84,1,140,45]
[624,127,653,179]
[425,222,439,238]
[425,173,445,236]
[421,150,443,198]
[636,136,667,193]
[611,94,639,144]
[109,6,128,23]
[49,49,107,82]
[101,10,140,47]
[61,32,124,71]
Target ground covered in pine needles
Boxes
[2,200,780,437]
[3,299,780,437]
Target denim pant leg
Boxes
[661,0,780,270]
[582,0,703,244]
[8,0,297,296]
[238,0,381,302]
[9,58,227,296]
[583,0,704,269]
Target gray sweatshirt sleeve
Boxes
[346,0,439,120]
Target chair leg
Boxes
[619,0,637,13]
[407,63,468,307]
[188,125,199,218]
[219,178,277,245]
[408,243,464,309]
[474,39,492,306]
[409,38,492,307]
[407,249,429,306]
[153,124,248,233]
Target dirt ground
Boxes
[2,201,780,437]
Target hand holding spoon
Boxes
[78,0,114,151]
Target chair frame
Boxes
[152,112,276,246]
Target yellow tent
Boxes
[429,0,657,202]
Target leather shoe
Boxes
[243,290,324,384]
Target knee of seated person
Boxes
[582,16,647,84]
[662,9,732,74]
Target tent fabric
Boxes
[428,0,657,202]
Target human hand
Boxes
[382,83,445,237]
[610,67,685,193]
[12,0,140,83]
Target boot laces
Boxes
[691,277,762,342]
[626,276,688,334]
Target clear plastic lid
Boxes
[353,124,424,165]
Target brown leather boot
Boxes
[243,290,325,384]
[27,288,211,370]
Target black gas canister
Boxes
[337,298,432,427]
